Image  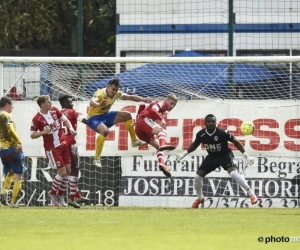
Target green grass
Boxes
[0,207,299,250]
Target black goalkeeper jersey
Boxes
[194,127,235,156]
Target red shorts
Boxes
[135,117,159,143]
[45,143,71,169]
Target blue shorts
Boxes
[87,111,118,132]
[0,148,27,175]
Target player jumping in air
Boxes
[87,78,152,168]
[59,95,89,208]
[176,114,258,208]
[135,93,178,177]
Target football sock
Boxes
[50,175,63,195]
[57,176,69,196]
[194,174,204,199]
[75,190,82,199]
[230,171,254,196]
[69,176,78,200]
[95,134,106,159]
[125,119,138,142]
[158,130,167,145]
[156,151,165,164]
[3,172,14,192]
[11,180,22,204]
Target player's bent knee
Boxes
[196,169,207,178]
[97,124,109,136]
[119,111,132,121]
[57,167,67,177]
[227,167,237,175]
[152,127,165,135]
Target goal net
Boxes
[0,56,299,208]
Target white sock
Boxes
[230,171,254,196]
[194,175,204,199]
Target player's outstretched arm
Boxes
[81,118,88,125]
[121,94,151,103]
[176,141,200,162]
[232,138,254,166]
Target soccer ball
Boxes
[240,121,255,135]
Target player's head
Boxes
[37,95,52,111]
[58,95,73,109]
[205,114,217,131]
[106,78,122,98]
[0,96,13,113]
[165,93,178,111]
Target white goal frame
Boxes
[0,56,300,208]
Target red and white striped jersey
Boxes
[30,106,66,150]
[60,108,84,145]
[137,101,167,122]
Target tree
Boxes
[0,0,116,56]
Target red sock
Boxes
[75,190,82,198]
[156,151,165,165]
[57,176,69,196]
[50,175,63,195]
[158,131,167,145]
[69,176,78,200]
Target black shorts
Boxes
[198,154,237,174]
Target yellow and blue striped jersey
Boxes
[87,88,123,118]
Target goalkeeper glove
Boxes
[243,152,254,166]
[176,150,189,162]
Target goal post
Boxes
[0,56,300,208]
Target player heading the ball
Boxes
[176,114,257,208]
[87,78,152,168]
[135,93,177,177]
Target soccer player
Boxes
[0,97,26,208]
[135,93,178,177]
[88,78,152,168]
[176,114,258,208]
[30,95,76,207]
[59,95,88,208]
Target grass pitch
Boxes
[0,206,299,250]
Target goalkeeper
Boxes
[87,78,151,168]
[176,114,257,208]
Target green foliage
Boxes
[0,0,116,55]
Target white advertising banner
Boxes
[11,100,300,208]
[12,99,300,157]
[119,155,300,208]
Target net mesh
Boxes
[4,60,300,101]
[0,58,299,208]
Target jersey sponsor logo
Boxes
[203,143,222,152]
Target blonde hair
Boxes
[36,95,50,107]
[167,93,178,102]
